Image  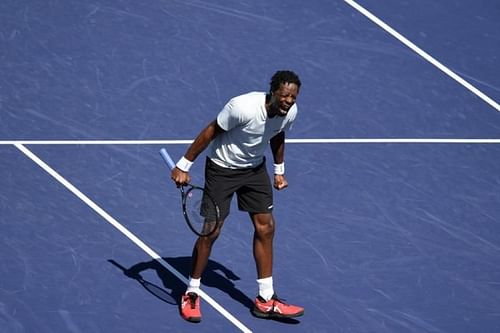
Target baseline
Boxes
[1,139,500,145]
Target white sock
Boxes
[257,276,274,301]
[186,277,201,295]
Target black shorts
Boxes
[203,157,273,220]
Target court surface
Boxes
[1,1,500,332]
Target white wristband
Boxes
[176,156,193,172]
[273,163,285,175]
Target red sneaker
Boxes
[180,292,201,323]
[252,294,304,319]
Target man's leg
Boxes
[181,222,223,323]
[190,222,224,279]
[250,212,304,319]
[251,212,275,279]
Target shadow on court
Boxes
[108,257,254,310]
[109,257,301,324]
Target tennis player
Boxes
[171,70,304,322]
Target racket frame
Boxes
[159,148,221,237]
[179,184,221,237]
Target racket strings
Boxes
[184,187,219,236]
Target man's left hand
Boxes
[273,174,288,190]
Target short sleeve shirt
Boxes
[208,92,297,169]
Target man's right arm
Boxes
[184,120,225,161]
[171,120,225,186]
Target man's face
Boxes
[270,82,299,117]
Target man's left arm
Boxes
[270,131,288,190]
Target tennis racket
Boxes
[159,148,221,237]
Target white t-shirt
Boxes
[208,91,297,169]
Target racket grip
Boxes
[159,148,176,170]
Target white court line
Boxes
[343,0,500,112]
[0,140,193,145]
[287,138,500,144]
[13,143,253,333]
[1,139,500,145]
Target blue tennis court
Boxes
[2,1,500,332]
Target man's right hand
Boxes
[171,168,191,187]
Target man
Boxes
[171,70,304,322]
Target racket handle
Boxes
[159,148,176,170]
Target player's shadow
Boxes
[108,256,254,310]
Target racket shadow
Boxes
[108,257,254,310]
[108,259,179,305]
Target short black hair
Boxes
[269,70,301,93]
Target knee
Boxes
[253,215,275,239]
[196,227,221,247]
